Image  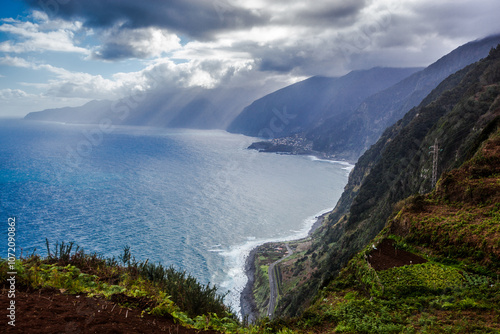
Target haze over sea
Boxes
[0,119,349,315]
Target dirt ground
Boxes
[0,287,219,334]
[368,238,427,271]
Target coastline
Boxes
[239,210,330,321]
[247,140,358,165]
[240,247,259,323]
[308,211,329,236]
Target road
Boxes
[267,244,293,319]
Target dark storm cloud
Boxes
[282,0,367,27]
[410,1,500,40]
[24,0,268,39]
[94,42,139,60]
[258,54,306,73]
[21,0,500,73]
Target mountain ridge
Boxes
[312,33,500,159]
[253,43,500,321]
[244,34,500,161]
[226,67,422,138]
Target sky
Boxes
[0,0,499,118]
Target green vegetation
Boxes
[289,202,500,333]
[251,244,291,318]
[298,253,500,333]
[253,263,270,318]
[0,240,307,333]
[377,263,464,295]
[246,76,500,331]
[1,240,234,327]
[284,122,498,333]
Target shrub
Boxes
[17,240,233,320]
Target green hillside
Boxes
[251,44,500,323]
[284,123,500,333]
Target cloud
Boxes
[255,0,367,27]
[93,27,182,60]
[407,0,500,39]
[0,53,256,102]
[0,12,89,54]
[0,88,30,99]
[23,0,268,40]
[134,57,255,91]
[19,0,500,76]
[0,55,33,67]
[0,88,91,117]
[0,55,131,98]
[339,0,500,68]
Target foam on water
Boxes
[307,155,354,172]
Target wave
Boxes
[208,244,224,252]
[307,155,354,172]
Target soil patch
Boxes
[1,287,219,334]
[368,239,427,271]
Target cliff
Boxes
[227,67,421,138]
[307,34,500,160]
[259,44,500,321]
[242,35,500,161]
[286,120,499,332]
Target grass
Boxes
[288,148,500,333]
[295,245,500,333]
[377,263,464,296]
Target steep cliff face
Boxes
[226,67,421,137]
[237,35,500,162]
[389,127,500,269]
[274,44,500,318]
[306,34,500,161]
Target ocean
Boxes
[0,119,350,315]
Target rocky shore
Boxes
[240,247,259,323]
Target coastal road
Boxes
[267,244,293,319]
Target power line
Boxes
[429,138,439,187]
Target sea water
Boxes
[0,119,350,315]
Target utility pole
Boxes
[429,139,439,187]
